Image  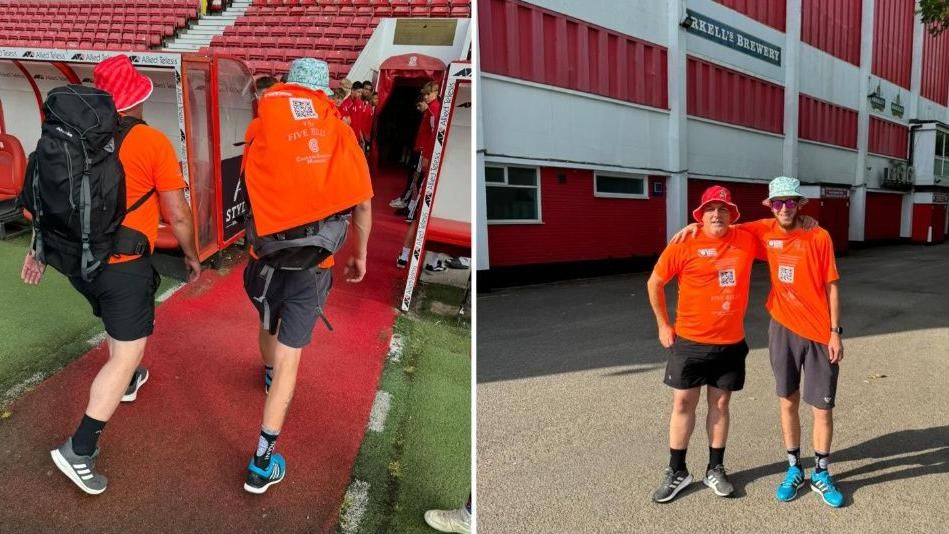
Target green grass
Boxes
[0,233,180,405]
[340,290,470,534]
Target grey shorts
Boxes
[243,259,333,349]
[768,319,839,409]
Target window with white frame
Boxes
[594,172,648,199]
[936,130,949,181]
[485,165,541,222]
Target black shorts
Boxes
[243,259,333,349]
[69,257,160,342]
[768,319,839,409]
[663,337,749,391]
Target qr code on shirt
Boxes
[779,265,794,283]
[718,269,736,287]
[289,98,318,120]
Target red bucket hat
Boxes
[93,55,153,112]
[692,185,741,223]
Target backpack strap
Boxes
[115,115,146,147]
[110,116,152,258]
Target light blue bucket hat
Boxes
[763,176,808,206]
[286,58,334,96]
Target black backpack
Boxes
[20,85,151,281]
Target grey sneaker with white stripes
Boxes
[704,464,735,497]
[50,438,107,495]
[652,467,693,503]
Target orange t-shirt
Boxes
[653,228,762,345]
[740,219,840,344]
[110,123,186,264]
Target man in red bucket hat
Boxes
[646,185,763,503]
[22,54,201,495]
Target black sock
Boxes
[708,447,725,470]
[787,447,801,468]
[72,414,106,456]
[669,448,687,472]
[815,450,830,473]
[254,427,280,469]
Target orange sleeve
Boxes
[734,218,771,239]
[819,230,840,283]
[653,243,683,283]
[140,127,186,192]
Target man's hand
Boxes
[799,215,818,230]
[345,256,366,283]
[670,223,701,244]
[828,333,843,363]
[183,256,201,283]
[658,323,676,348]
[21,251,46,285]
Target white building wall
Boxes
[798,142,858,184]
[687,119,785,179]
[797,44,862,110]
[524,0,668,47]
[480,75,670,172]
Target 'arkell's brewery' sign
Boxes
[685,10,782,66]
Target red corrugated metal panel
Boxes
[868,117,909,159]
[478,0,668,109]
[801,0,861,64]
[872,0,914,88]
[922,25,949,105]
[714,0,786,31]
[864,192,903,240]
[487,169,667,266]
[687,57,784,134]
[799,94,858,148]
[688,179,773,222]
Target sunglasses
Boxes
[770,199,800,210]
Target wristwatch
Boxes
[830,326,843,334]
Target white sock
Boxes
[399,247,409,261]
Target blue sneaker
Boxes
[244,453,286,494]
[810,470,844,507]
[776,465,805,501]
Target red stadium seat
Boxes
[0,134,26,204]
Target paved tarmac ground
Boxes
[477,243,949,534]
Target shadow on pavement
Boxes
[727,425,948,507]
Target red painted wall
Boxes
[872,0,915,88]
[868,117,909,159]
[478,0,668,109]
[912,204,948,243]
[487,169,668,267]
[864,192,903,240]
[801,0,861,65]
[687,57,785,134]
[688,179,773,223]
[922,25,949,105]
[715,0,786,31]
[799,94,858,149]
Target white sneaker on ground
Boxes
[424,507,471,534]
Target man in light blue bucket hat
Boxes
[285,57,335,96]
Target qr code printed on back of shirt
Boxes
[718,269,736,287]
[779,265,794,283]
[289,98,318,120]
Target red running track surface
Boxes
[0,169,413,532]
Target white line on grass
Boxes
[86,331,108,347]
[367,391,392,433]
[156,282,185,303]
[388,334,404,362]
[339,479,370,534]
[2,372,44,408]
